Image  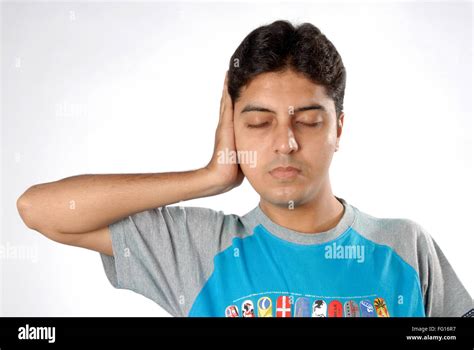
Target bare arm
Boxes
[17,170,220,234]
[17,72,243,255]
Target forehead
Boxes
[236,69,333,109]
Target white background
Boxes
[1,0,472,316]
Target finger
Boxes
[219,72,228,124]
[220,72,234,127]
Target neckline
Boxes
[243,197,357,245]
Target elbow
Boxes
[17,186,41,230]
[17,185,67,243]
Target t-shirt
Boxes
[100,197,473,317]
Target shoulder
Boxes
[350,205,434,274]
[352,206,430,243]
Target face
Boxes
[233,69,344,209]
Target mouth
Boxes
[269,166,301,180]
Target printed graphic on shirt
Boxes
[462,309,474,317]
[359,300,376,317]
[328,300,343,317]
[189,224,425,317]
[257,297,272,317]
[374,297,390,317]
[226,294,390,317]
[225,305,239,318]
[312,300,327,317]
[294,297,311,317]
[276,296,292,318]
[241,300,255,318]
[344,300,360,317]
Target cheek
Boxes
[240,162,259,182]
[301,134,337,170]
[234,127,264,179]
[325,127,338,146]
[303,124,338,149]
[235,125,261,153]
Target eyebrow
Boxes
[240,104,326,114]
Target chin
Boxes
[261,188,305,207]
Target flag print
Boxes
[257,297,273,317]
[276,296,292,317]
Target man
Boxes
[17,20,472,317]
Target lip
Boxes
[269,166,301,180]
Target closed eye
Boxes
[247,122,270,129]
[297,121,322,127]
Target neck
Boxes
[259,182,344,234]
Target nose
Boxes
[273,124,299,154]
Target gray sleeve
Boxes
[352,210,472,317]
[99,205,239,316]
[418,229,473,317]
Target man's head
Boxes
[228,20,346,209]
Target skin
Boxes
[232,68,345,233]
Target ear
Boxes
[335,112,344,152]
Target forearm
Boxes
[17,168,219,234]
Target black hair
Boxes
[228,20,346,117]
